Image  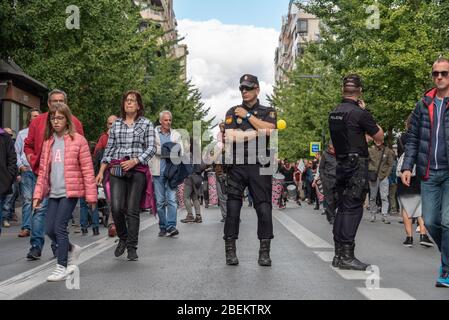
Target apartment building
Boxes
[138,0,188,78]
[274,0,320,83]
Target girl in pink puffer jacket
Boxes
[33,103,97,282]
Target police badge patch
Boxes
[270,111,276,119]
[237,118,243,125]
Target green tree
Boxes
[270,51,340,159]
[1,0,210,141]
[274,0,449,149]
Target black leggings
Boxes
[110,171,146,249]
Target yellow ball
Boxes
[277,119,287,130]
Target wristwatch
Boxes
[246,113,252,120]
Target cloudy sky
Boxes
[174,0,290,125]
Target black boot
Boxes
[332,242,342,268]
[258,239,272,267]
[225,239,239,266]
[81,228,88,236]
[93,227,100,236]
[339,243,370,271]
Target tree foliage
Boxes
[273,0,449,157]
[1,0,212,141]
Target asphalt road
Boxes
[1,201,448,300]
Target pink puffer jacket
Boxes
[34,133,98,203]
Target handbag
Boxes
[396,153,416,178]
[109,164,126,177]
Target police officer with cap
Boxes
[329,74,384,271]
[223,74,277,267]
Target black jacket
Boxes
[0,128,17,196]
[319,150,337,186]
[403,88,449,179]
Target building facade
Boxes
[0,59,47,133]
[138,0,188,79]
[275,0,320,83]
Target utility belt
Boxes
[337,153,369,161]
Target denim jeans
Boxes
[46,198,78,267]
[30,197,50,251]
[80,198,99,229]
[2,181,19,221]
[153,176,177,231]
[19,171,36,231]
[0,196,5,234]
[422,170,449,273]
[110,171,146,249]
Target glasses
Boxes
[239,86,258,92]
[432,71,449,78]
[50,116,66,122]
[125,98,137,104]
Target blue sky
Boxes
[174,0,291,31]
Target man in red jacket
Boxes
[94,115,117,157]
[24,89,84,260]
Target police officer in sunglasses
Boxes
[222,74,277,267]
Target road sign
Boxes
[310,142,322,157]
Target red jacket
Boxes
[94,132,109,157]
[33,133,97,203]
[24,112,84,175]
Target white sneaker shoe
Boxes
[47,264,72,282]
[68,244,82,263]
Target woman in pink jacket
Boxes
[33,103,97,282]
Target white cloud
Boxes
[177,19,279,127]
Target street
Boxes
[0,201,447,301]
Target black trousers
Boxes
[322,179,337,220]
[224,165,273,240]
[333,156,369,245]
[110,171,146,249]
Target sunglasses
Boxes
[239,86,258,92]
[432,71,449,78]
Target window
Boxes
[297,19,308,34]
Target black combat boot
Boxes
[339,243,370,271]
[258,239,272,267]
[332,242,342,268]
[225,239,239,266]
[93,227,100,236]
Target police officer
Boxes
[223,74,277,267]
[328,74,384,271]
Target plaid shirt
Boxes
[102,117,156,164]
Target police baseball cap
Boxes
[343,74,363,89]
[240,74,259,88]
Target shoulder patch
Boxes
[226,116,233,125]
[269,111,277,119]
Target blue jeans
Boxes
[2,182,19,221]
[80,198,99,229]
[422,170,449,273]
[0,196,5,234]
[30,197,50,252]
[46,198,78,267]
[19,171,36,231]
[154,176,177,231]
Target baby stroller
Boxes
[97,185,110,227]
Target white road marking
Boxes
[314,251,334,263]
[332,267,382,281]
[274,211,333,249]
[276,209,416,300]
[357,288,416,300]
[0,217,158,300]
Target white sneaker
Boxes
[68,244,82,263]
[47,264,72,282]
[3,220,10,228]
